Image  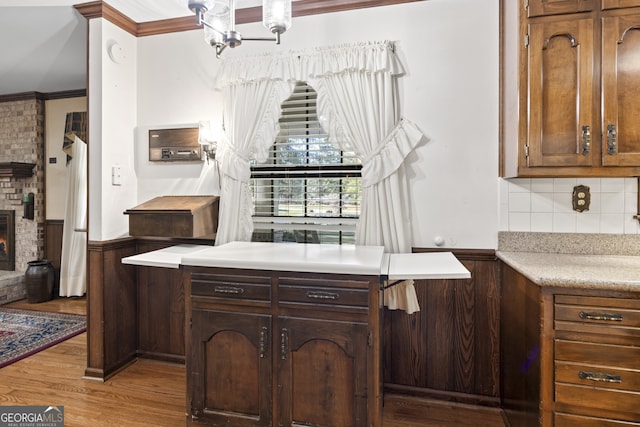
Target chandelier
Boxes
[185,0,292,57]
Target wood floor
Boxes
[0,297,506,427]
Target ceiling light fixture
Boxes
[185,0,292,58]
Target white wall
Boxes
[45,96,86,220]
[133,0,501,249]
[88,18,138,241]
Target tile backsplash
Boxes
[500,178,639,234]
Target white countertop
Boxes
[181,241,386,276]
[386,252,470,280]
[122,241,471,280]
[121,244,211,269]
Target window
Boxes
[250,82,361,244]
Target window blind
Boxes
[250,81,361,244]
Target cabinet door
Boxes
[527,18,595,167]
[602,0,640,9]
[188,309,272,426]
[602,11,640,166]
[528,0,595,17]
[277,317,369,427]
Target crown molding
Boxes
[74,1,137,36]
[76,0,424,37]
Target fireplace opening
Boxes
[0,210,15,271]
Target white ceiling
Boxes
[0,0,264,96]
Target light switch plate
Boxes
[112,165,122,186]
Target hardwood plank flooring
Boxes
[1,297,506,426]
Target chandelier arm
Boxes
[241,36,278,42]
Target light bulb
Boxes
[263,0,291,34]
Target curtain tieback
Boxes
[361,119,405,166]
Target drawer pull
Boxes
[579,371,622,384]
[214,285,245,295]
[579,311,622,322]
[306,291,340,300]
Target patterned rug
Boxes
[0,308,86,368]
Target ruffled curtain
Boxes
[214,79,292,244]
[215,42,427,313]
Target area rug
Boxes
[0,308,86,368]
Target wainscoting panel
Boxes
[44,220,63,296]
[85,237,137,380]
[383,249,500,405]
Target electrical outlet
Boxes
[572,185,590,212]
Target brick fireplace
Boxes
[0,94,46,303]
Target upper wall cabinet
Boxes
[501,0,640,177]
[528,0,595,17]
[603,0,640,9]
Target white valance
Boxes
[215,41,404,88]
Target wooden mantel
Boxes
[0,162,36,179]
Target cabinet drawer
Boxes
[191,273,271,301]
[555,412,640,427]
[279,285,369,308]
[556,383,640,423]
[556,361,640,392]
[555,295,640,327]
[555,295,640,340]
[555,340,640,371]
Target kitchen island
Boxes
[123,241,469,427]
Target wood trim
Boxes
[44,89,87,100]
[0,92,46,103]
[0,162,36,179]
[85,237,138,380]
[82,0,426,37]
[87,236,136,252]
[74,1,137,36]
[0,90,86,103]
[137,16,200,37]
[412,247,497,262]
[384,383,501,408]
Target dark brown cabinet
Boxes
[527,0,595,17]
[501,0,640,177]
[185,268,382,427]
[189,309,272,426]
[501,263,640,426]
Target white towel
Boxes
[384,279,420,314]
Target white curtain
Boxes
[308,45,425,313]
[214,42,426,313]
[214,78,292,244]
[59,135,87,297]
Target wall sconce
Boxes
[198,120,218,163]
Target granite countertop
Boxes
[497,232,640,292]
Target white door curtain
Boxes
[214,41,427,313]
[59,133,87,297]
